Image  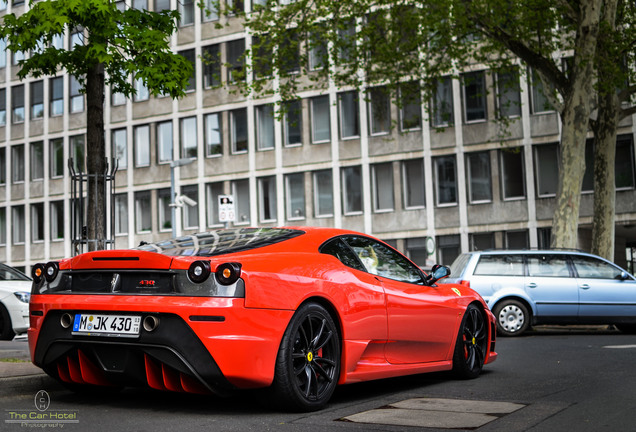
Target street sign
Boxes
[218,195,235,223]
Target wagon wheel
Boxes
[271,302,341,412]
[452,304,488,379]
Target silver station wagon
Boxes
[445,250,636,336]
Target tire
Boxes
[615,324,636,334]
[0,304,16,341]
[452,304,488,379]
[493,299,530,336]
[271,302,341,412]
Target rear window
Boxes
[137,228,304,257]
[449,253,472,278]
[473,255,524,276]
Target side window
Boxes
[320,238,365,272]
[571,255,624,279]
[473,254,524,276]
[343,236,423,284]
[527,255,570,277]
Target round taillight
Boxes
[44,262,59,282]
[32,264,45,283]
[216,263,241,286]
[188,260,211,283]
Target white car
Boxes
[0,264,31,340]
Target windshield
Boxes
[449,253,472,278]
[137,228,304,257]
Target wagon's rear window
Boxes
[136,228,304,257]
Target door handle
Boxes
[580,284,591,290]
[527,283,537,288]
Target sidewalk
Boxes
[0,336,54,396]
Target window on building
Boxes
[202,44,221,88]
[70,28,83,47]
[227,0,244,15]
[178,0,194,26]
[0,148,5,185]
[462,71,487,123]
[134,124,150,167]
[69,75,84,113]
[372,163,394,212]
[256,104,275,150]
[0,38,6,69]
[134,76,149,101]
[50,77,63,116]
[156,121,173,164]
[283,100,302,147]
[431,76,454,127]
[466,151,492,203]
[368,87,390,135]
[538,227,552,249]
[311,95,330,143]
[31,203,44,242]
[258,176,277,222]
[530,69,553,114]
[157,188,172,231]
[342,166,362,214]
[230,108,248,153]
[497,68,521,117]
[434,155,457,206]
[12,84,24,123]
[13,50,25,66]
[180,116,197,159]
[50,138,64,178]
[179,49,196,91]
[11,144,24,183]
[0,208,4,245]
[582,139,594,192]
[285,173,305,220]
[206,182,223,227]
[204,113,222,157]
[51,33,64,50]
[133,0,147,9]
[154,0,170,11]
[252,34,273,79]
[202,0,219,21]
[50,200,65,240]
[112,128,127,169]
[0,88,6,126]
[135,191,152,233]
[405,237,431,268]
[308,27,327,71]
[114,193,128,235]
[437,234,460,265]
[12,206,25,244]
[313,169,333,217]
[500,148,525,199]
[227,39,245,83]
[232,179,250,224]
[182,185,199,230]
[30,141,44,180]
[111,85,126,106]
[280,29,300,75]
[534,143,559,197]
[616,135,635,189]
[70,135,85,173]
[505,230,529,249]
[402,159,425,209]
[399,81,422,131]
[337,19,356,64]
[339,91,359,139]
[470,232,495,251]
[30,80,44,119]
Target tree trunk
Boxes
[85,61,106,251]
[550,0,601,250]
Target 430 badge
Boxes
[72,314,141,337]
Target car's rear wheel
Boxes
[452,304,488,379]
[271,302,340,412]
[493,299,530,336]
[0,304,16,341]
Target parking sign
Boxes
[218,195,235,222]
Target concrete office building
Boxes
[1,0,635,274]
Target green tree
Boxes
[223,0,632,255]
[2,0,192,251]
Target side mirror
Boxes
[426,264,451,285]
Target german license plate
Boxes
[72,314,141,338]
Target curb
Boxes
[0,374,58,397]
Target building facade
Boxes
[1,0,636,274]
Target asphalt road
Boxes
[1,326,635,432]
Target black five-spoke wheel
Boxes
[452,304,488,379]
[272,302,340,412]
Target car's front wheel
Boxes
[493,299,530,336]
[271,302,341,412]
[452,304,488,379]
[0,304,16,341]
